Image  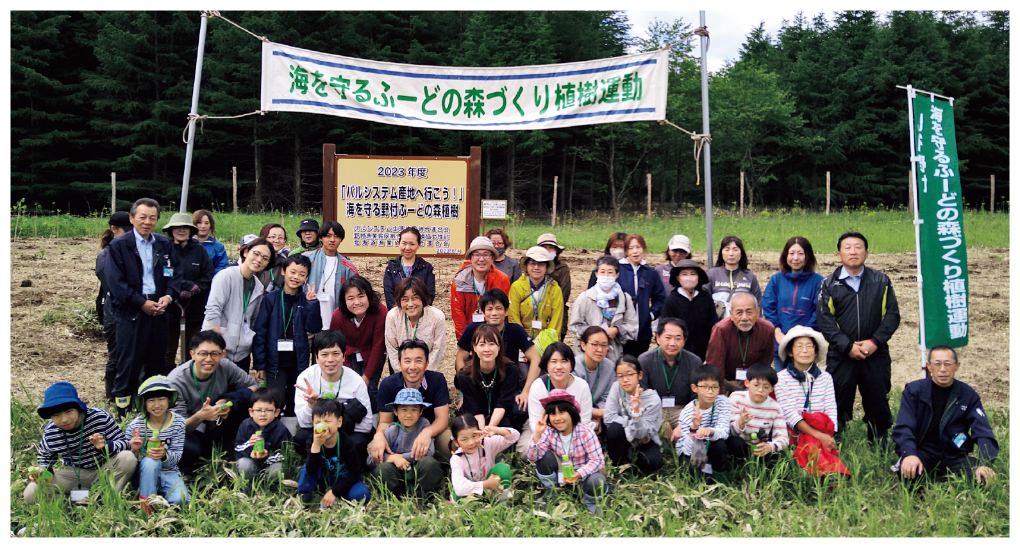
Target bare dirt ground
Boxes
[9,238,1010,410]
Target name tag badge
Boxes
[518,350,527,363]
[163,267,173,277]
[277,339,294,352]
[952,432,967,448]
[70,489,90,503]
[735,368,748,381]
[355,352,364,363]
[662,397,676,408]
[472,313,484,323]
[531,320,543,329]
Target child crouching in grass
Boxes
[24,381,137,505]
[126,376,188,513]
[235,386,292,489]
[449,414,519,501]
[525,388,609,514]
[298,398,370,507]
[371,388,445,499]
[676,365,732,479]
[727,363,789,466]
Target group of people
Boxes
[24,197,999,516]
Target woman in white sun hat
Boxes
[773,325,838,451]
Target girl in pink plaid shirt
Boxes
[525,388,609,514]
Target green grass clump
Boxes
[10,208,1009,253]
[8,392,1009,537]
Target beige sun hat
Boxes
[523,245,557,265]
[466,236,497,257]
[778,325,829,364]
[667,234,691,253]
[536,233,565,251]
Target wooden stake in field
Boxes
[825,170,831,215]
[110,172,116,212]
[739,171,745,216]
[646,172,652,220]
[990,174,995,213]
[551,175,558,227]
[232,166,238,213]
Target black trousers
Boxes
[622,337,652,359]
[112,306,168,401]
[901,445,981,482]
[604,422,664,474]
[179,388,252,474]
[828,354,893,439]
[725,436,782,467]
[164,305,203,372]
[101,296,119,401]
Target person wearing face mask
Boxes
[587,232,628,288]
[616,234,667,357]
[661,260,718,361]
[161,213,214,372]
[382,226,436,309]
[570,256,638,363]
[486,228,522,283]
[203,237,276,373]
[761,236,824,369]
[654,234,693,294]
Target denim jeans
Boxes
[138,457,189,505]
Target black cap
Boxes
[109,211,132,229]
[297,218,319,234]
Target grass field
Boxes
[9,206,1010,253]
[8,392,1009,537]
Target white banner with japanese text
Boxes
[261,42,668,131]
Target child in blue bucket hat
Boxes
[23,381,137,504]
[369,388,445,499]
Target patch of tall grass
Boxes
[10,206,1009,253]
[8,392,1009,537]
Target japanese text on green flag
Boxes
[912,94,968,347]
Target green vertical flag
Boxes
[911,93,968,348]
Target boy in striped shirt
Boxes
[23,381,137,504]
[727,363,789,464]
[675,365,732,478]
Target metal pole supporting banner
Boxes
[699,11,714,265]
[179,11,210,213]
[904,84,927,376]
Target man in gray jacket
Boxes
[638,318,702,439]
[816,231,900,444]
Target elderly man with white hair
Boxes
[704,291,775,393]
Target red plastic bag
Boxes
[793,411,851,477]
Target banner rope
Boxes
[693,26,710,53]
[206,10,269,43]
[658,119,711,187]
[182,111,267,144]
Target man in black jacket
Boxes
[892,346,997,485]
[816,231,900,444]
[103,197,179,417]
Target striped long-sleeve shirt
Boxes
[727,390,789,451]
[124,413,186,471]
[526,422,604,480]
[36,407,130,469]
[774,368,838,433]
[674,395,732,456]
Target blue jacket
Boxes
[382,256,436,309]
[893,378,998,464]
[762,270,824,333]
[251,289,322,379]
[616,261,666,343]
[199,236,231,274]
[103,229,179,313]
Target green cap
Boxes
[162,212,197,234]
